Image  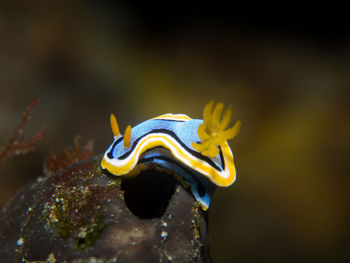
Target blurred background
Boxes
[0,1,349,262]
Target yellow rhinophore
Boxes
[123,125,132,148]
[110,113,120,137]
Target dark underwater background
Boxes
[0,2,349,262]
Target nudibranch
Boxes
[101,101,241,210]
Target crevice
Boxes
[121,169,177,219]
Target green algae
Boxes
[41,160,116,251]
[192,203,203,239]
[91,158,103,178]
[190,203,204,259]
[43,185,106,250]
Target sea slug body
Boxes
[101,101,241,210]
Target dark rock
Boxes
[0,156,210,262]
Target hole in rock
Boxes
[121,169,178,219]
[76,238,87,248]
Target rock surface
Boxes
[0,157,210,262]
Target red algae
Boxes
[44,136,94,175]
[0,98,45,162]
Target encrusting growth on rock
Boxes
[0,155,210,262]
